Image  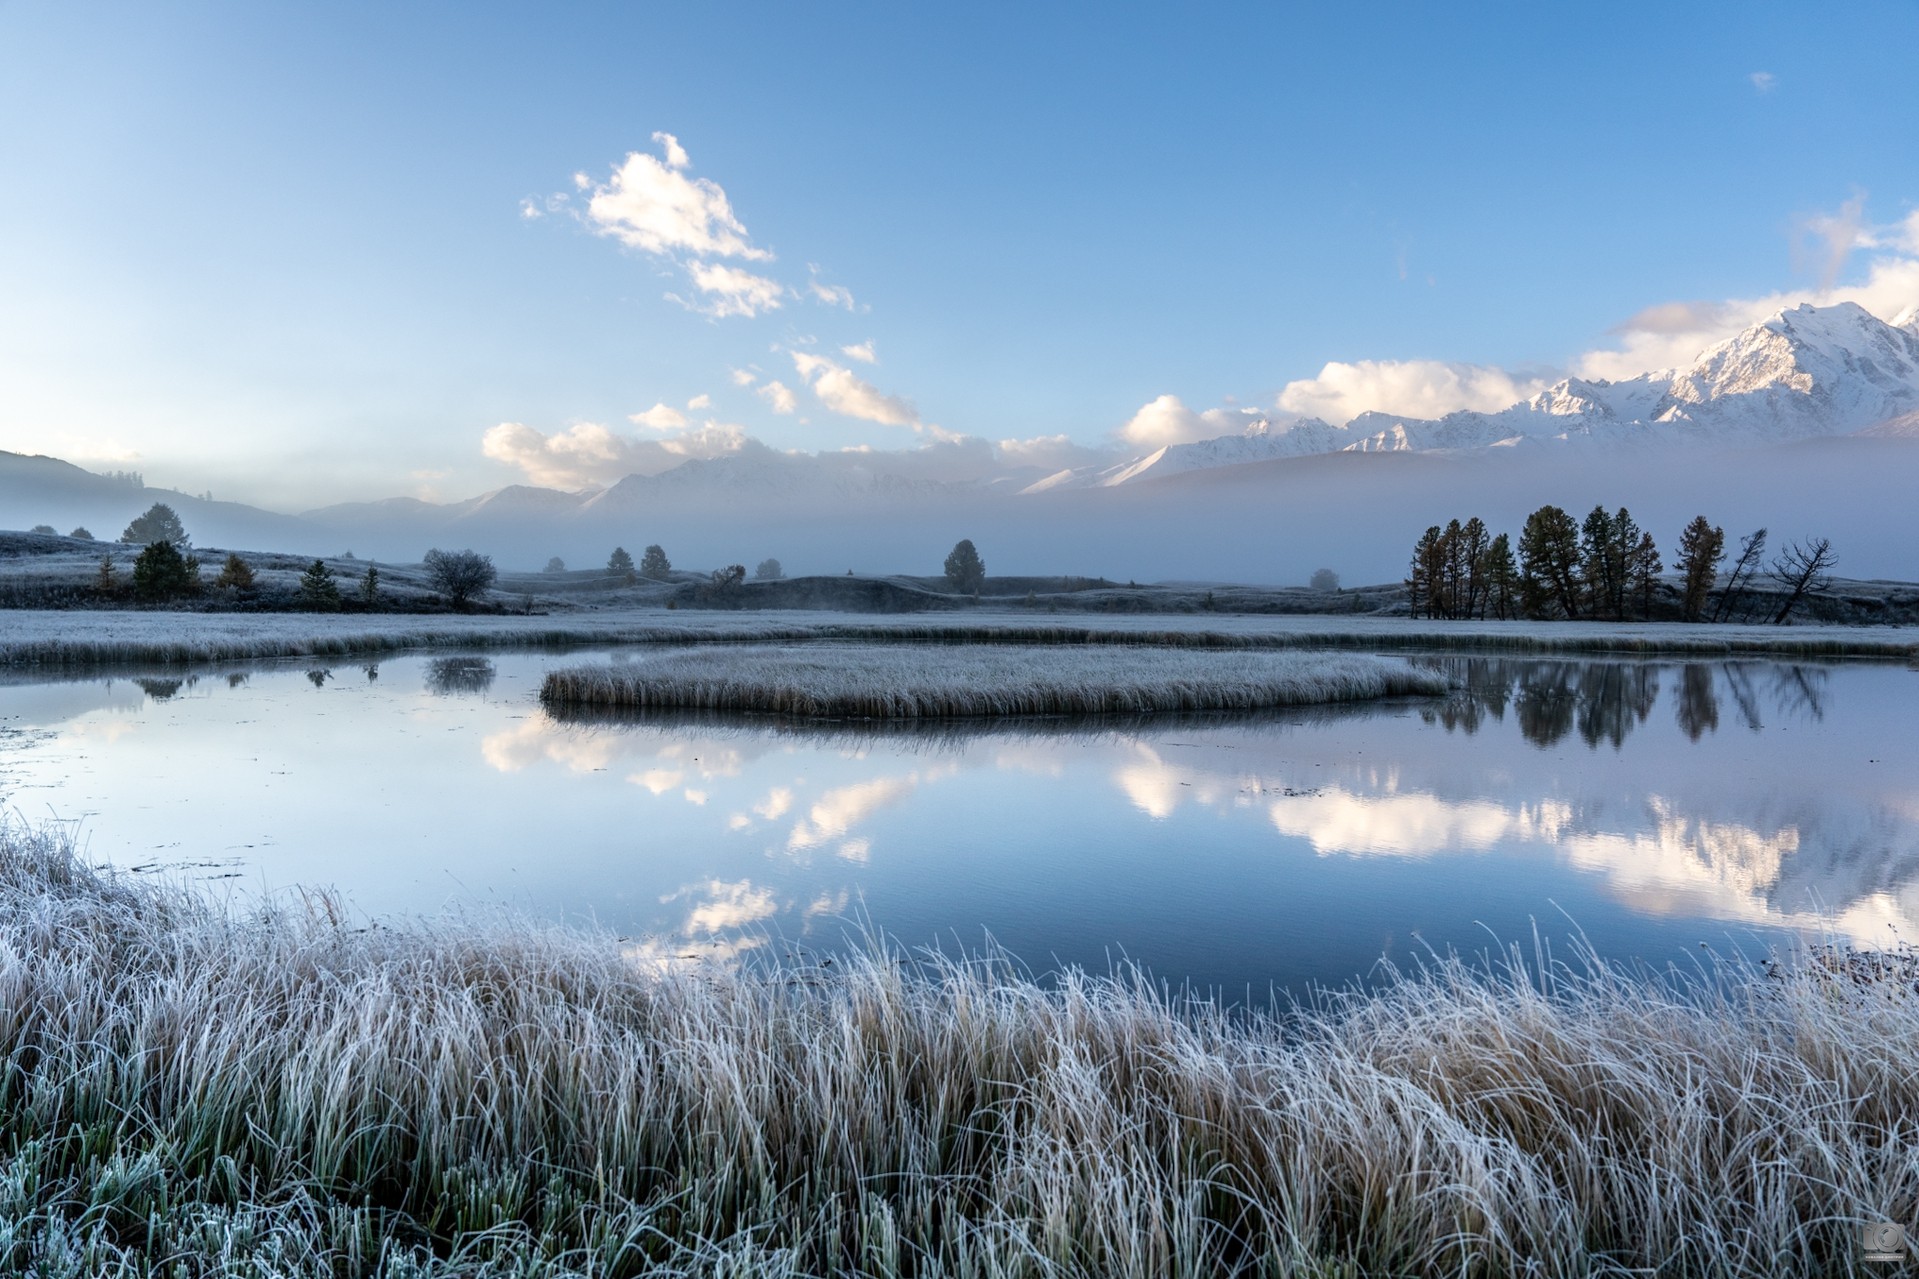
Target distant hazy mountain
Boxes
[0,450,314,551]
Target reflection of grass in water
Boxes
[541,646,1449,718]
[5,820,1914,1276]
[540,696,1413,748]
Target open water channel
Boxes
[3,647,1915,996]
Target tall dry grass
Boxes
[540,646,1449,717]
[1,822,1916,1275]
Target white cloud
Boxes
[1276,362,1550,425]
[791,352,919,427]
[807,264,856,309]
[1117,395,1268,448]
[840,340,876,363]
[756,379,797,414]
[729,367,758,387]
[582,136,770,262]
[678,262,786,318]
[996,434,1119,471]
[1895,211,1919,255]
[629,402,687,431]
[651,129,690,171]
[1796,191,1870,290]
[1750,71,1776,93]
[1576,249,1919,380]
[482,419,753,488]
[811,281,855,308]
[686,393,711,410]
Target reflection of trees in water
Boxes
[426,657,496,697]
[1770,664,1829,722]
[1573,663,1659,751]
[1426,658,1831,749]
[1721,664,1763,732]
[306,669,330,688]
[134,677,186,701]
[1675,665,1718,741]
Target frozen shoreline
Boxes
[2,605,1916,669]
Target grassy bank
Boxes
[3,607,1916,671]
[2,824,1915,1276]
[540,646,1448,717]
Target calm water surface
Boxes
[3,647,1916,995]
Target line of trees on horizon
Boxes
[1407,505,1836,625]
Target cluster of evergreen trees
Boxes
[1407,506,1827,624]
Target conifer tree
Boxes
[297,560,342,611]
[214,552,256,593]
[1483,533,1519,620]
[943,539,985,594]
[1518,505,1582,619]
[1675,516,1725,622]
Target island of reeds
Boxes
[1,822,1912,1277]
[539,644,1450,718]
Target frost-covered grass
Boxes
[541,645,1448,717]
[2,606,1915,670]
[2,821,1916,1276]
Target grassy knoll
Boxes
[1,823,1915,1276]
[2,607,1916,672]
[539,645,1447,717]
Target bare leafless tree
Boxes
[1768,537,1836,625]
[1710,527,1767,623]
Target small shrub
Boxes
[132,540,195,600]
[296,560,341,611]
[70,526,93,540]
[214,553,256,593]
[29,524,55,535]
[423,548,497,610]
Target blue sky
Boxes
[3,1,1917,508]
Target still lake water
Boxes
[3,647,1916,995]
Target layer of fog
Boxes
[6,439,1914,586]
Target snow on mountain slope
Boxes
[1032,300,1919,490]
[1653,302,1919,441]
[1856,410,1919,439]
[1020,417,1343,492]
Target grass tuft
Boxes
[539,645,1449,718]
